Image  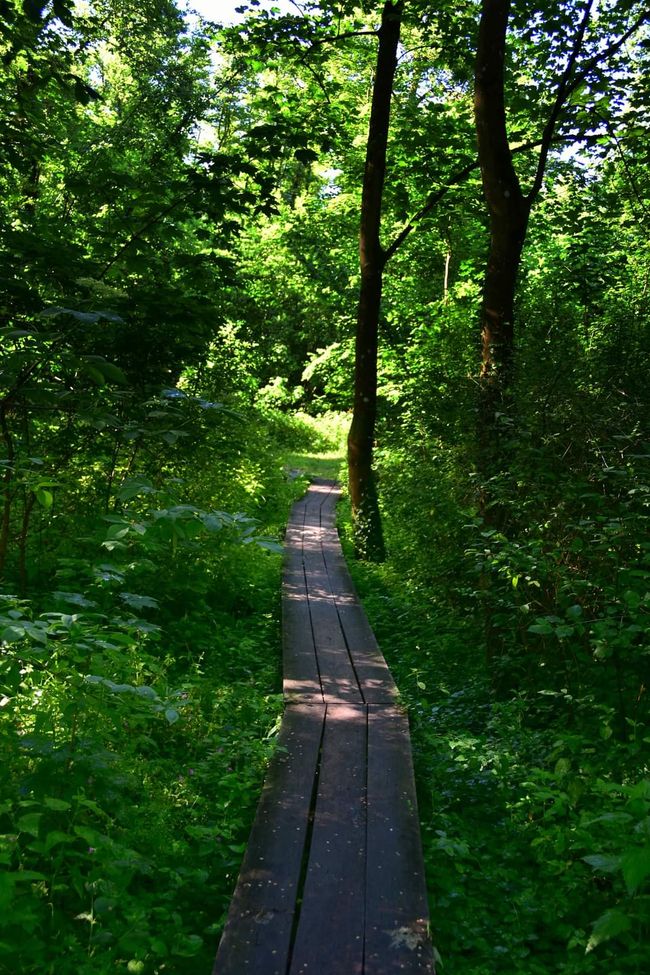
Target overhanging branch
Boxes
[526,0,594,204]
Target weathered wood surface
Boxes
[289,703,367,975]
[215,479,434,974]
[213,704,325,975]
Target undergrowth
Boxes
[0,404,322,974]
[339,407,650,975]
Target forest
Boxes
[0,0,649,971]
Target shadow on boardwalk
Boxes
[214,480,434,974]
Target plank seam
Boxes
[320,528,367,705]
[285,702,328,975]
[317,483,367,702]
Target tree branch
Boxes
[566,7,650,97]
[97,194,192,280]
[526,0,594,204]
[383,138,552,264]
[308,29,379,48]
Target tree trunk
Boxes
[474,0,529,430]
[348,0,402,561]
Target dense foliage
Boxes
[1,0,649,971]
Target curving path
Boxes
[213,479,434,974]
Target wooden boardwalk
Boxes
[214,479,434,974]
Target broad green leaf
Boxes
[120,593,159,611]
[17,813,42,836]
[528,623,553,636]
[586,909,631,952]
[0,873,16,912]
[294,147,318,164]
[35,488,53,509]
[53,592,96,608]
[52,0,74,26]
[1,625,25,643]
[117,479,157,501]
[23,1,47,21]
[83,364,106,386]
[583,854,622,873]
[43,797,72,812]
[622,846,650,894]
[44,831,75,852]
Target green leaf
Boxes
[43,797,71,812]
[53,591,96,608]
[44,831,75,852]
[621,846,650,894]
[554,758,571,777]
[17,813,42,836]
[72,77,101,105]
[294,147,319,164]
[165,708,180,724]
[1,625,25,643]
[255,538,283,554]
[583,854,622,873]
[73,825,102,845]
[120,593,159,611]
[23,0,47,21]
[117,478,157,501]
[83,364,106,386]
[52,0,74,26]
[35,488,53,508]
[555,625,574,639]
[528,623,553,636]
[84,356,127,384]
[0,872,15,912]
[586,909,631,952]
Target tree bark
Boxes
[474,0,529,428]
[348,0,402,561]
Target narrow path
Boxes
[214,480,434,974]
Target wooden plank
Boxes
[214,704,326,975]
[283,562,322,701]
[337,604,398,705]
[287,499,307,533]
[289,703,367,975]
[303,536,362,703]
[308,598,363,702]
[364,706,434,974]
[301,502,362,702]
[318,481,340,523]
[303,479,336,527]
[320,531,399,705]
[283,497,322,701]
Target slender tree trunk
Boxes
[0,405,15,578]
[18,490,36,594]
[348,0,402,561]
[475,0,595,439]
[473,0,597,686]
[474,0,530,687]
[474,0,529,436]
